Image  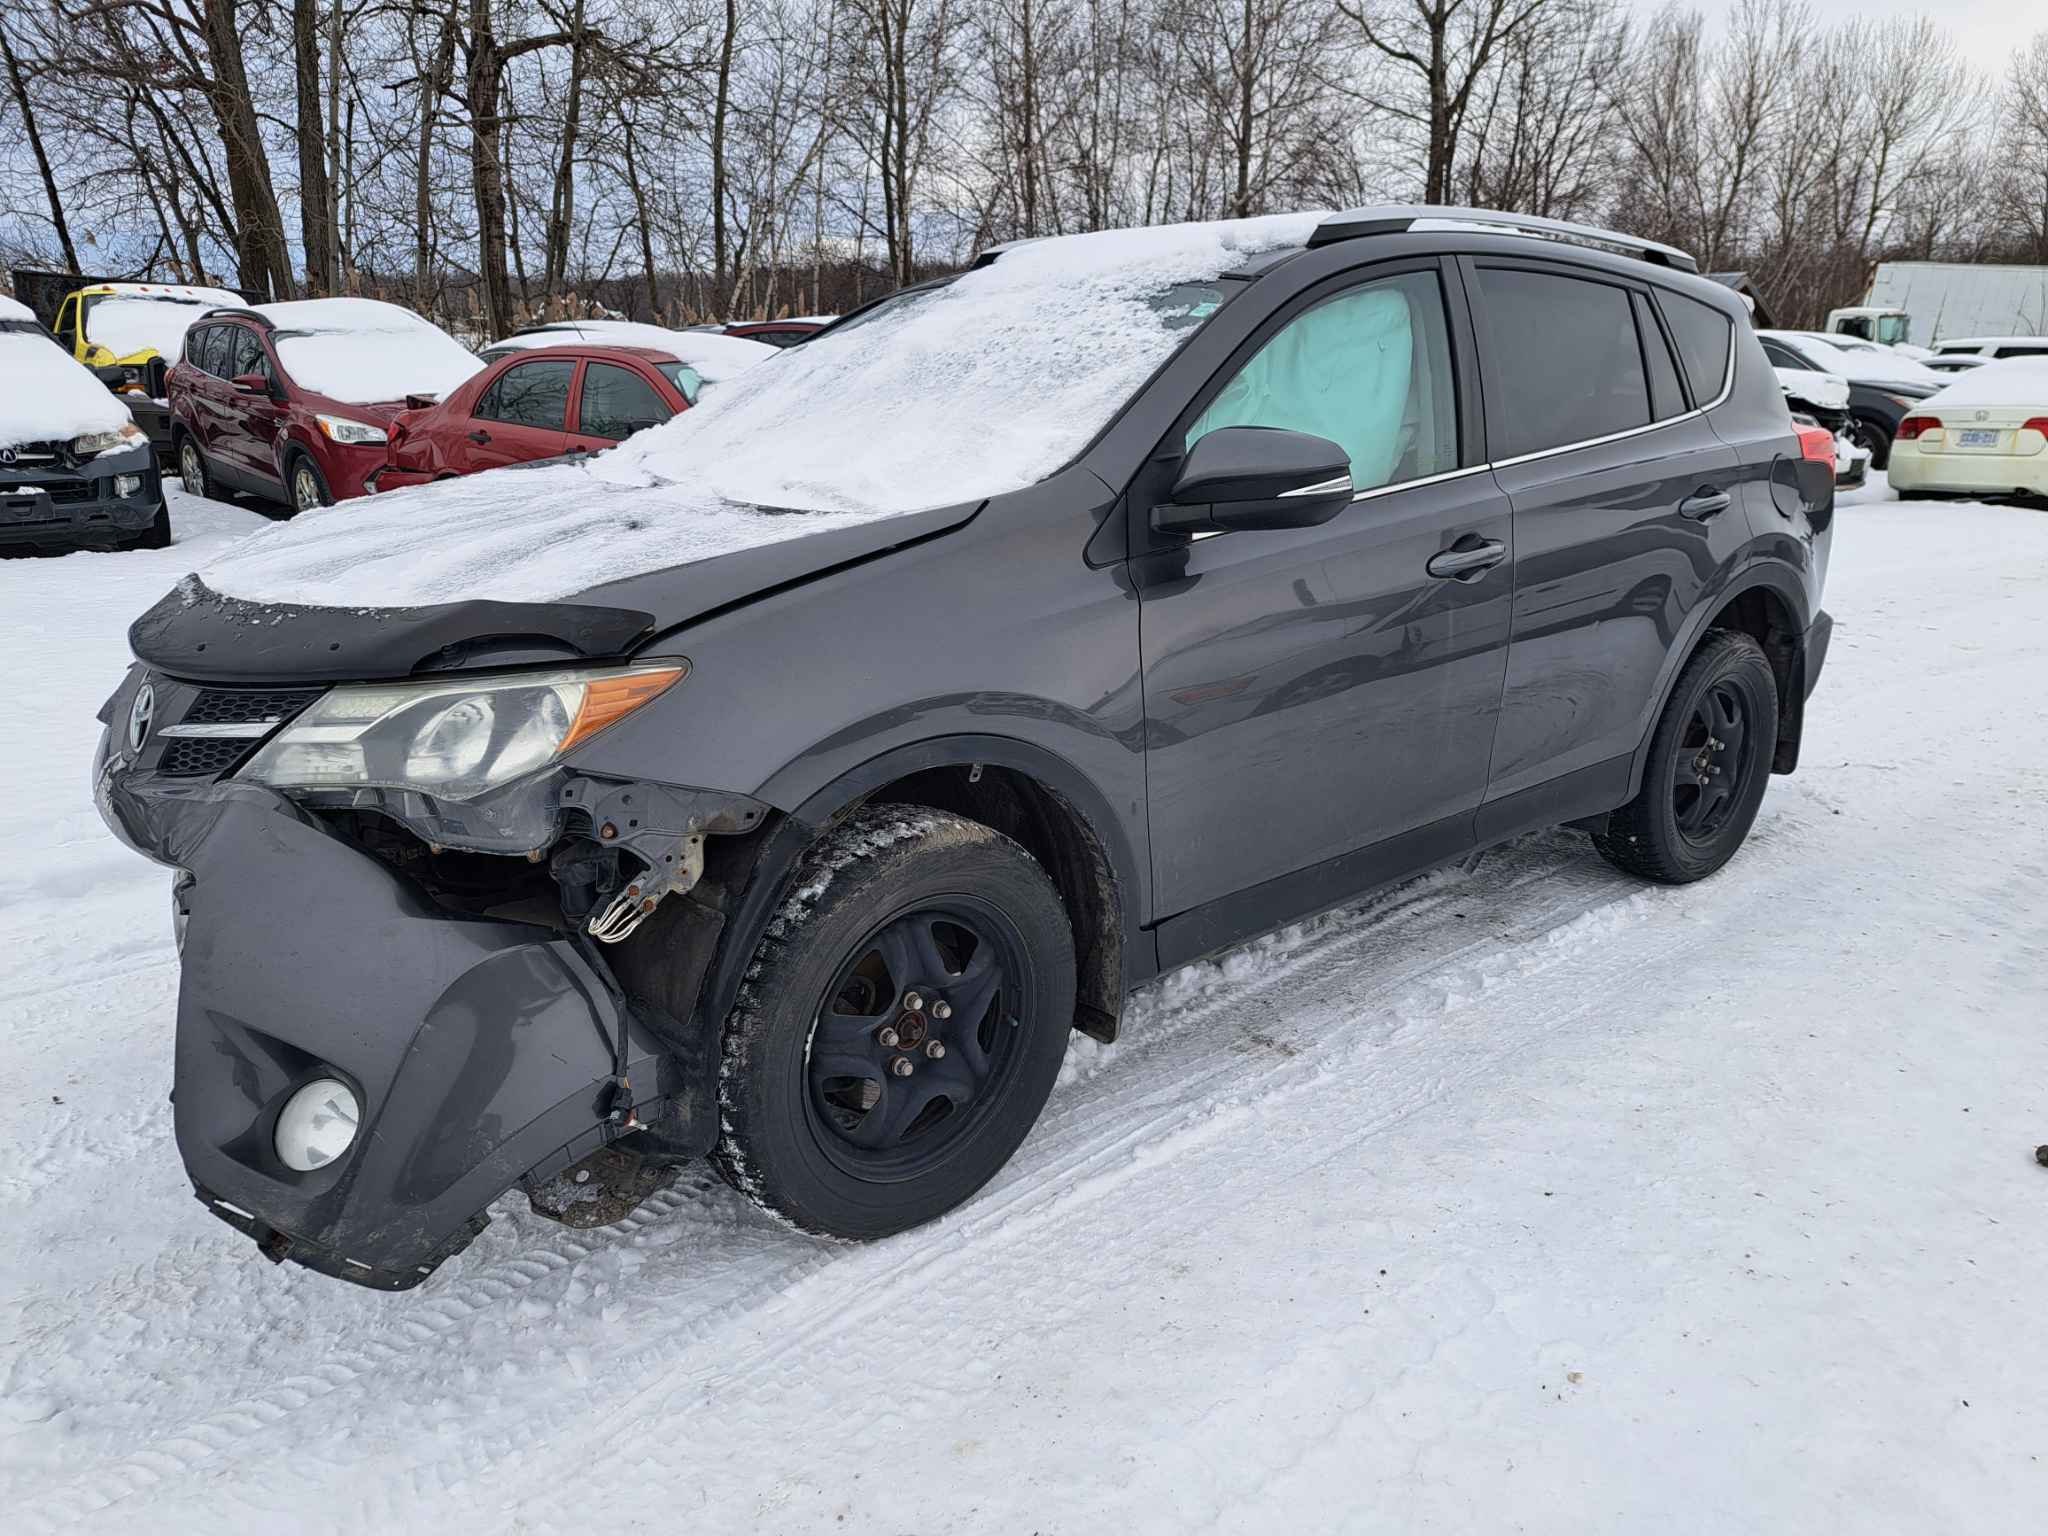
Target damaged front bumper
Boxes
[93,670,755,1290]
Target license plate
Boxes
[1956,429,1999,447]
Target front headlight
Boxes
[240,662,685,801]
[315,413,388,445]
[72,422,147,456]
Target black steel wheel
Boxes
[1592,630,1779,884]
[713,805,1075,1237]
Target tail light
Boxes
[1795,424,1834,465]
[1895,416,1938,440]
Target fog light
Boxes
[275,1078,361,1171]
[114,474,143,498]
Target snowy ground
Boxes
[1,476,2044,1532]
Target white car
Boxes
[1923,354,1990,374]
[1930,336,2048,363]
[1886,358,2048,501]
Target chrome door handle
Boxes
[1679,488,1732,520]
[1426,539,1507,579]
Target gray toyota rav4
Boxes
[94,207,1834,1289]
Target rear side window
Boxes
[197,326,230,377]
[1633,292,1687,420]
[577,362,673,440]
[1657,292,1734,405]
[1187,268,1459,493]
[1758,338,1806,372]
[1997,345,2048,358]
[476,358,574,429]
[1474,267,1647,458]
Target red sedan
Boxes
[373,344,697,491]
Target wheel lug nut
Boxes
[925,1040,946,1059]
[931,1000,952,1020]
[878,1026,900,1047]
[903,991,923,1012]
[890,1056,914,1077]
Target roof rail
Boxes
[200,305,275,328]
[1310,206,1699,275]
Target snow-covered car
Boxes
[93,206,1835,1289]
[1923,353,1990,374]
[0,294,167,551]
[1773,365,1867,487]
[478,320,776,380]
[1756,330,1941,468]
[1930,335,2048,363]
[168,297,483,512]
[49,281,246,458]
[1886,358,2048,502]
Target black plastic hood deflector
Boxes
[132,498,981,683]
[130,579,658,683]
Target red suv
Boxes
[167,298,482,513]
[372,344,697,490]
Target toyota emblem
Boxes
[127,682,156,755]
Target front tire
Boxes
[129,503,172,550]
[1592,630,1779,884]
[287,452,332,514]
[712,805,1076,1238]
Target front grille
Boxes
[45,482,94,505]
[184,687,323,726]
[159,738,254,778]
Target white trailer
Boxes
[1829,262,2048,350]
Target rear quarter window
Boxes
[1656,292,1734,406]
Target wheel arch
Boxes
[1624,564,1813,802]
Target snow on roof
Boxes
[0,330,134,447]
[488,323,774,381]
[98,281,243,305]
[201,211,1321,607]
[85,295,218,358]
[1920,357,2048,409]
[256,297,483,405]
[1760,331,1943,388]
[1935,336,2048,351]
[0,295,33,321]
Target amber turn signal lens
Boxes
[561,665,687,753]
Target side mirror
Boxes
[231,373,270,396]
[620,417,664,436]
[1153,426,1355,536]
[403,393,438,411]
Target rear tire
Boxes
[1849,414,1892,471]
[712,805,1075,1238]
[176,435,213,501]
[1592,630,1779,884]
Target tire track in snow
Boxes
[15,833,1684,1532]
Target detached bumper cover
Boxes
[99,759,670,1289]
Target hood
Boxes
[131,497,979,683]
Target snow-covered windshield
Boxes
[1765,331,1942,388]
[84,296,219,360]
[200,213,1320,607]
[260,297,484,404]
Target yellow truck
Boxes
[20,274,245,459]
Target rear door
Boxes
[215,325,284,482]
[568,360,679,452]
[1135,259,1512,936]
[1470,259,1744,828]
[184,324,234,458]
[457,356,573,471]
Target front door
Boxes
[458,356,574,472]
[1134,262,1513,937]
[1466,261,1746,819]
[216,324,284,486]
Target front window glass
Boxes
[578,362,674,440]
[1186,270,1458,492]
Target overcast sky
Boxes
[1639,0,2022,83]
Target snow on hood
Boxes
[201,212,1321,609]
[489,323,774,381]
[259,297,484,404]
[0,330,133,448]
[85,295,225,359]
[1774,366,1849,412]
[1919,357,2048,409]
[1763,331,1943,388]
